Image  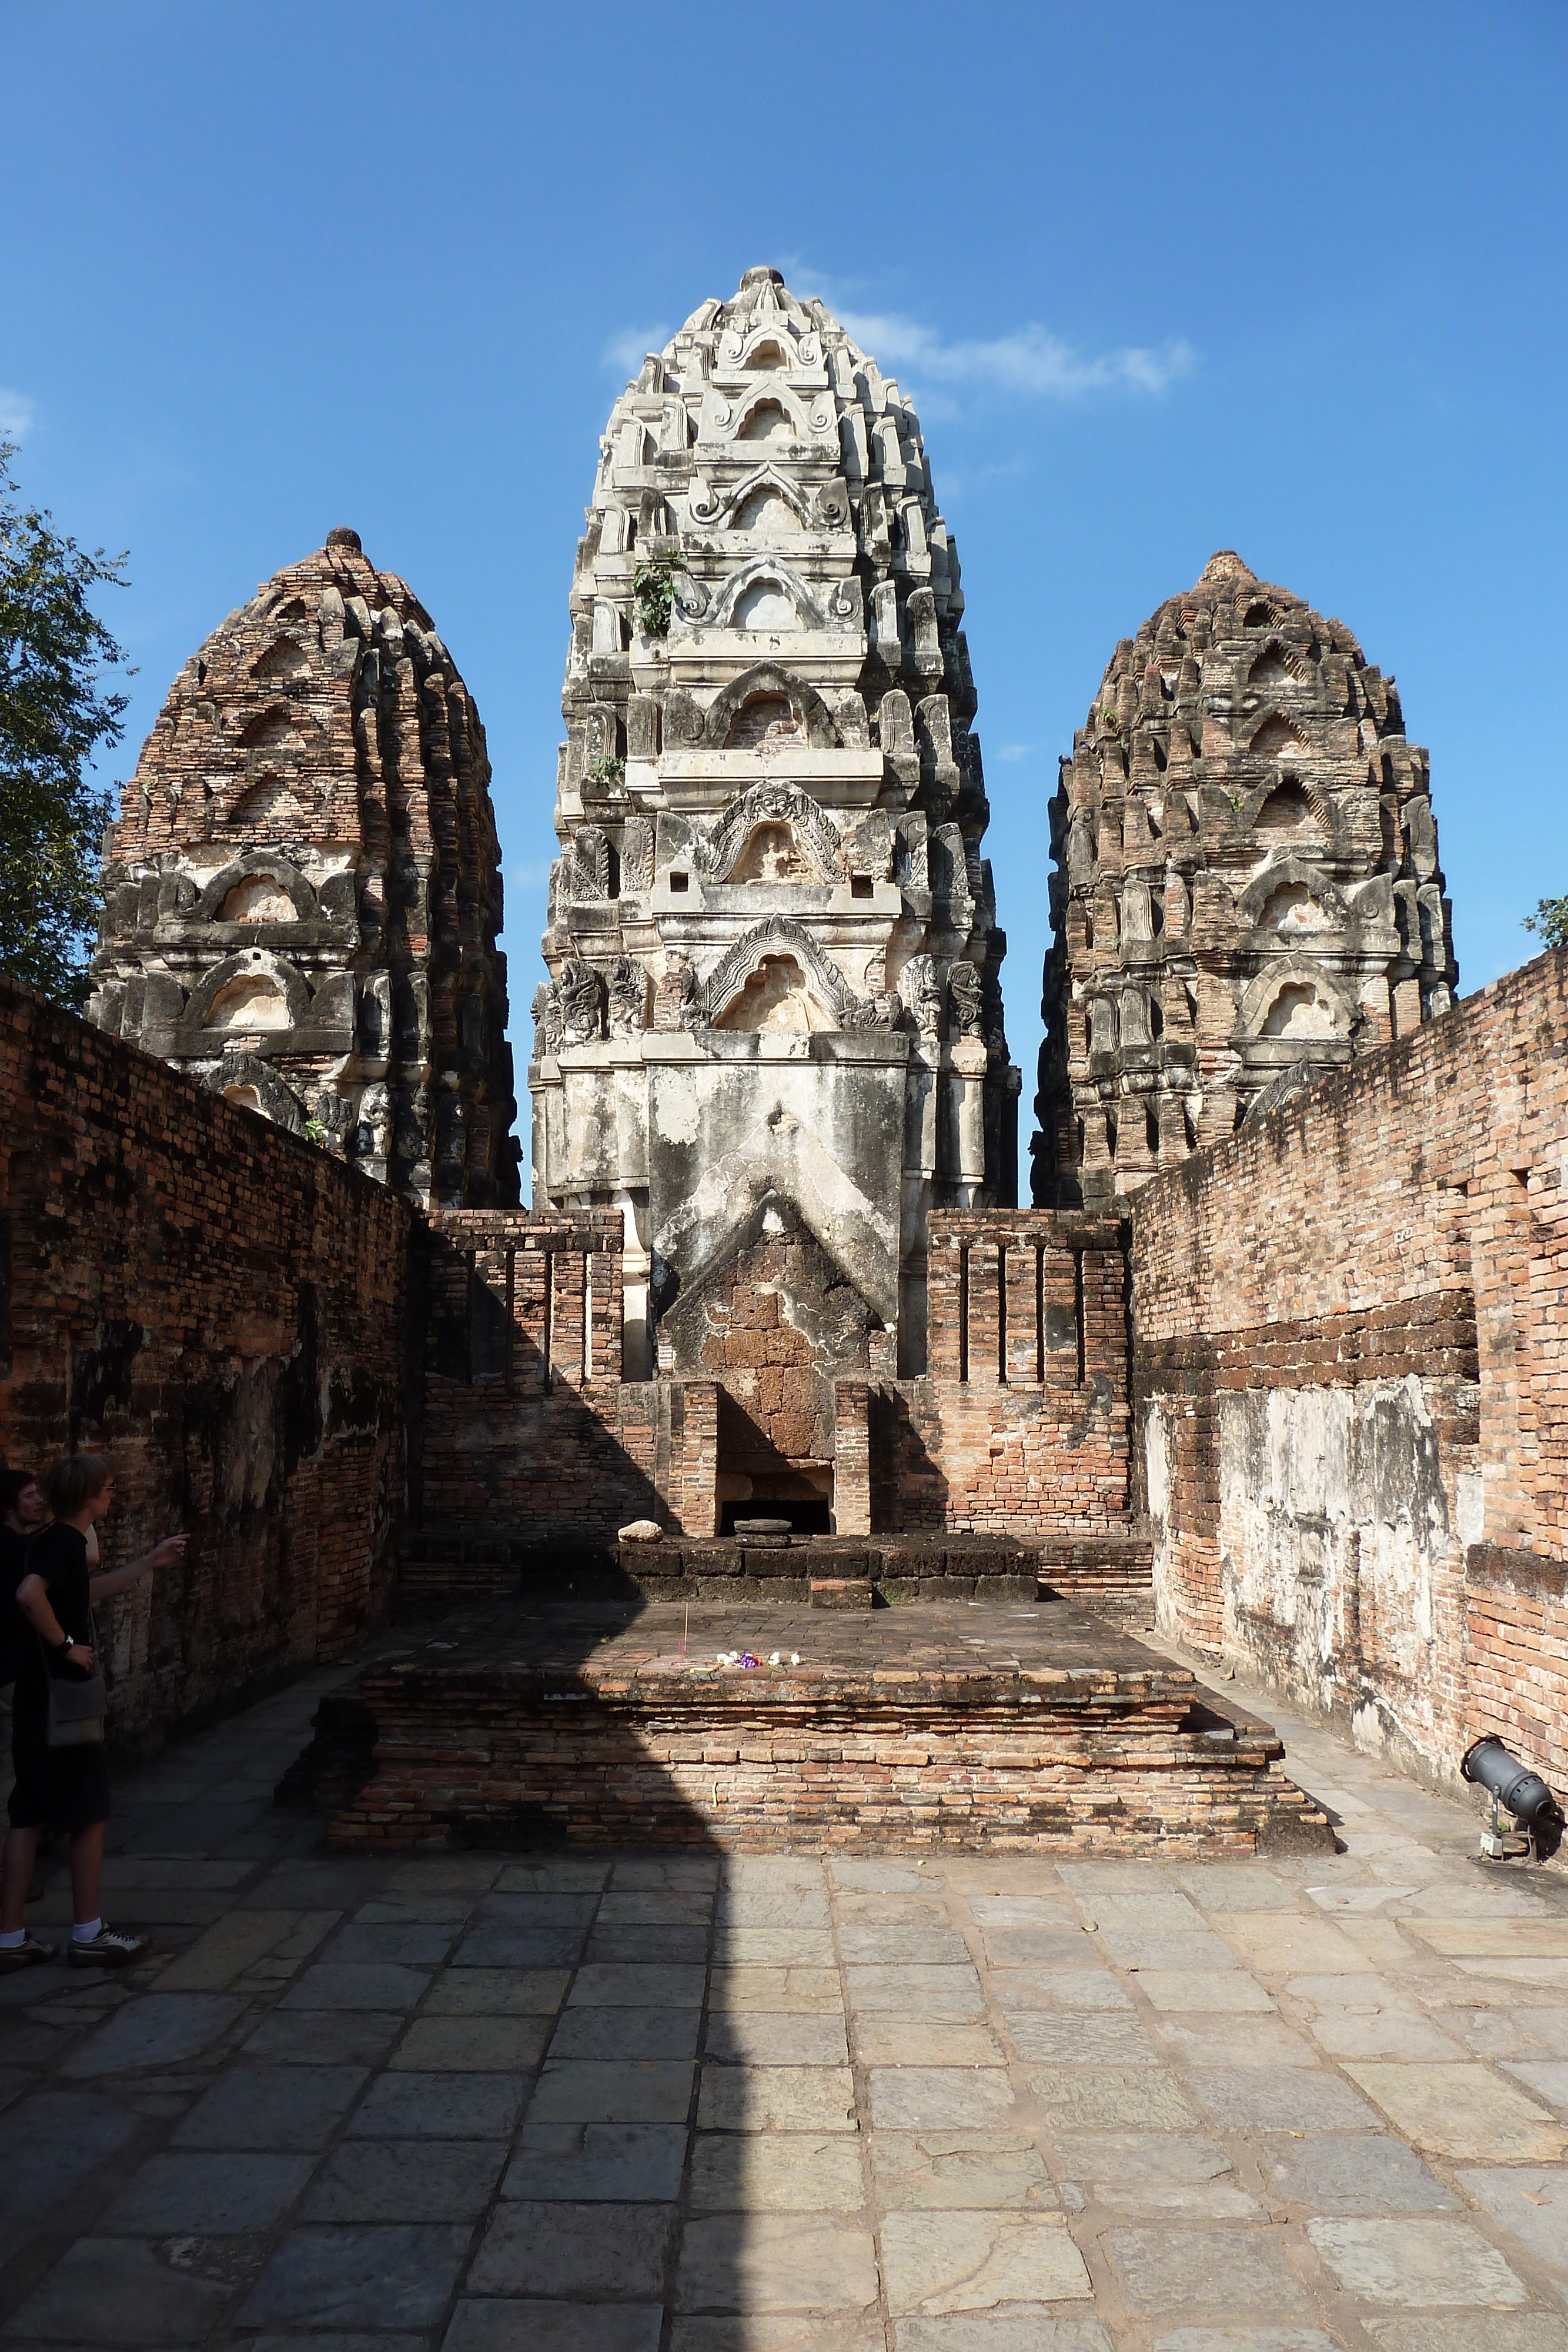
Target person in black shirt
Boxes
[0,1468,48,1692]
[0,1454,188,1972]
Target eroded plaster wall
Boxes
[1131,947,1568,1792]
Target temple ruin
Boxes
[87,527,518,1208]
[1032,549,1459,1207]
[530,266,1018,1422]
[3,264,1559,1865]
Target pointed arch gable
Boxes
[1236,854,1350,930]
[705,664,841,749]
[731,386,810,445]
[1236,956,1355,1043]
[698,787,842,885]
[200,1054,307,1136]
[1247,637,1311,689]
[708,559,827,633]
[186,948,313,1032]
[1249,712,1310,756]
[688,463,816,532]
[196,855,320,924]
[1238,774,1336,837]
[699,917,856,1026]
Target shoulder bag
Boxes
[42,1622,107,1748]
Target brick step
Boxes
[394,1526,1157,1624]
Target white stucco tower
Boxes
[530,267,1017,1382]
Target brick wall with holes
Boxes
[413,1212,720,1548]
[874,1213,1133,1534]
[1129,946,1568,1795]
[0,979,411,1752]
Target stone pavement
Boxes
[1,1655,1567,2349]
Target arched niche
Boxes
[1238,957,1354,1044]
[736,397,794,445]
[733,579,799,631]
[700,784,841,883]
[200,1053,307,1135]
[238,701,300,750]
[713,953,833,1031]
[1255,782,1323,835]
[1261,980,1336,1040]
[709,562,824,634]
[727,694,799,749]
[203,972,290,1031]
[196,856,319,923]
[733,486,803,538]
[706,664,840,750]
[1250,713,1310,757]
[251,634,311,680]
[228,777,307,831]
[688,465,814,533]
[731,825,811,884]
[1248,639,1307,689]
[222,875,297,923]
[1258,881,1332,934]
[186,948,313,1034]
[700,916,857,1028]
[1238,776,1335,841]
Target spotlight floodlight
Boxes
[1461,1736,1563,1862]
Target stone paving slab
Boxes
[2,1648,1568,2348]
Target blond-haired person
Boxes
[0,1455,187,1972]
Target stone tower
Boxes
[88,529,518,1208]
[531,264,1017,1419]
[1032,552,1458,1209]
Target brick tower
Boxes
[1032,551,1458,1208]
[88,529,519,1208]
[530,265,1018,1506]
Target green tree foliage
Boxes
[1524,896,1568,953]
[0,442,128,1007]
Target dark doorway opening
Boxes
[720,1497,832,1536]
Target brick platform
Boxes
[320,1592,1332,1857]
[393,1528,1157,1624]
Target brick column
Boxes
[833,1381,872,1534]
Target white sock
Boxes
[0,1928,24,1949]
[72,1917,103,1944]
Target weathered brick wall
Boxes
[884,1212,1132,1534]
[413,1211,716,1548]
[1463,1547,1568,1797]
[1130,946,1568,1792]
[0,980,410,1751]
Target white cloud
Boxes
[835,312,1194,402]
[0,388,35,442]
[602,325,673,376]
[995,743,1034,763]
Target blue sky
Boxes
[4,0,1564,1181]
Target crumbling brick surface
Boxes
[1129,945,1568,1793]
[0,980,411,1750]
[1033,549,1459,1210]
[87,528,517,1210]
[884,1212,1132,1532]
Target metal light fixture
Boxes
[1461,1736,1564,1863]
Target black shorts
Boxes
[8,1711,111,1832]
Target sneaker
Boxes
[68,1924,148,1969]
[0,1934,57,1972]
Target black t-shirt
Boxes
[10,1522,92,1714]
[0,1522,29,1685]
